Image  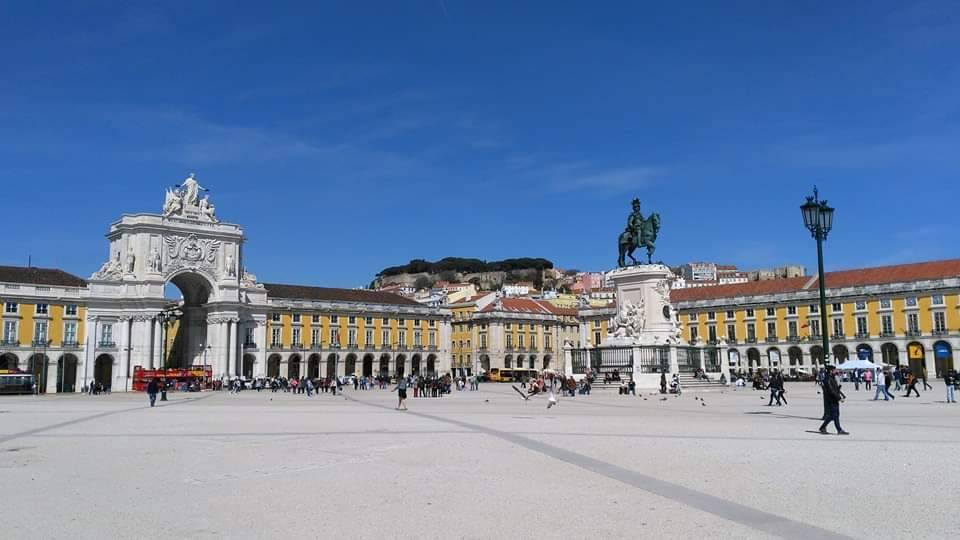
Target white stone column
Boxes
[256,322,268,377]
[224,320,234,377]
[117,318,130,392]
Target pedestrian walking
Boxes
[146,378,159,407]
[945,369,957,404]
[904,370,920,398]
[872,369,894,401]
[863,368,872,391]
[818,365,849,435]
[921,366,933,391]
[393,377,408,410]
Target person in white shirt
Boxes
[872,369,894,401]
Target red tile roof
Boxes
[479,298,576,316]
[671,259,960,303]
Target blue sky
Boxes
[3,1,959,287]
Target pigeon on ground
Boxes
[701,401,706,407]
[660,397,668,401]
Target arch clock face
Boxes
[663,306,671,320]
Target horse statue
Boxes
[618,212,660,266]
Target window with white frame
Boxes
[35,303,49,315]
[382,330,390,346]
[382,317,389,325]
[531,334,537,349]
[690,326,699,342]
[398,330,406,346]
[788,320,798,337]
[727,324,736,340]
[365,329,373,345]
[365,316,373,325]
[312,314,320,324]
[726,310,735,318]
[932,294,944,306]
[311,328,320,346]
[330,315,339,324]
[707,311,715,321]
[746,308,755,318]
[855,301,866,311]
[518,334,525,348]
[429,319,436,327]
[880,298,891,309]
[809,319,820,337]
[832,303,842,313]
[429,332,436,346]
[4,302,17,314]
[766,307,775,317]
[747,323,756,340]
[348,316,356,325]
[809,304,819,313]
[246,327,256,344]
[33,320,48,343]
[101,323,114,344]
[766,321,776,337]
[65,304,78,316]
[787,305,797,315]
[907,313,919,333]
[348,329,356,346]
[906,297,918,308]
[64,322,77,344]
[414,331,422,346]
[480,334,487,348]
[271,327,281,346]
[708,325,717,342]
[856,316,868,336]
[292,313,301,323]
[881,315,893,335]
[398,318,405,325]
[271,313,281,322]
[292,327,301,345]
[3,321,16,343]
[934,311,946,333]
[832,318,843,336]
[330,328,340,345]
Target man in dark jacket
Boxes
[818,365,848,435]
[146,379,159,407]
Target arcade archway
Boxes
[426,354,436,375]
[242,354,255,379]
[934,341,953,377]
[28,354,49,394]
[56,354,78,393]
[361,354,374,377]
[0,352,18,370]
[94,354,114,389]
[287,354,301,379]
[267,354,281,378]
[164,271,214,369]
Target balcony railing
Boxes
[291,342,304,350]
[310,343,323,351]
[32,339,52,347]
[932,329,949,337]
[346,343,358,350]
[746,337,757,344]
[855,332,870,339]
[765,336,778,343]
[363,344,376,351]
[413,344,424,350]
[831,333,845,340]
[243,341,258,349]
[880,331,895,338]
[906,330,921,338]
[268,343,282,351]
[787,335,802,343]
[62,340,81,349]
[2,338,19,346]
[726,338,738,345]
[98,341,116,349]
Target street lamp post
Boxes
[801,187,835,367]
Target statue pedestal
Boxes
[603,264,677,346]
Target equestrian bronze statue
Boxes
[617,198,660,267]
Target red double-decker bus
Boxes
[132,366,212,392]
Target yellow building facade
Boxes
[673,259,960,378]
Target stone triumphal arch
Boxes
[85,174,269,387]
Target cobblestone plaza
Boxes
[3,384,957,539]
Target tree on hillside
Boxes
[414,276,434,290]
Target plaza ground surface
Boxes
[1,383,957,540]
